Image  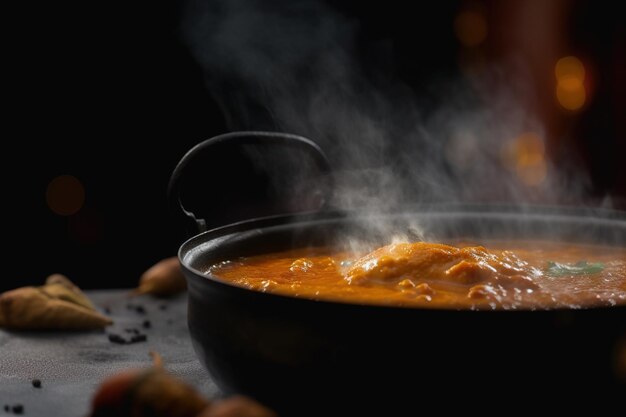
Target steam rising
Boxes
[181,0,596,245]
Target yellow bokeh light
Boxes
[555,56,586,111]
[502,133,548,187]
[46,175,85,216]
[556,76,586,111]
[555,56,585,81]
[514,133,545,168]
[517,159,547,187]
[454,11,488,48]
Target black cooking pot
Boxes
[170,132,626,416]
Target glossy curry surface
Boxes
[208,240,626,310]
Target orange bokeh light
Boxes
[502,133,548,187]
[556,76,586,111]
[555,56,586,111]
[555,56,585,81]
[517,159,547,187]
[454,11,488,48]
[46,175,85,216]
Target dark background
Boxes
[4,0,625,291]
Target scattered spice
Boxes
[103,306,111,315]
[108,331,148,344]
[12,404,24,414]
[159,304,168,311]
[134,257,186,297]
[0,276,112,330]
[108,334,127,345]
[32,379,42,388]
[134,305,146,315]
[4,405,9,412]
[130,334,147,343]
[142,320,151,329]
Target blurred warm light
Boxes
[514,133,545,166]
[454,11,488,48]
[555,56,586,111]
[618,342,626,381]
[46,175,85,216]
[556,76,586,111]
[555,56,585,80]
[502,133,547,187]
[68,207,102,244]
[458,48,487,76]
[517,159,547,187]
[445,131,480,173]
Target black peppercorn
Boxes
[108,334,127,344]
[131,334,147,343]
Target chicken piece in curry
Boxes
[208,240,626,310]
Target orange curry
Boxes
[208,241,626,310]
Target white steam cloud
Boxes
[181,0,595,243]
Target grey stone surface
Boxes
[0,290,221,416]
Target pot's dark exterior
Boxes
[180,208,626,416]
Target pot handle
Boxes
[168,131,333,235]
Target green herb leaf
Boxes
[546,260,605,276]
